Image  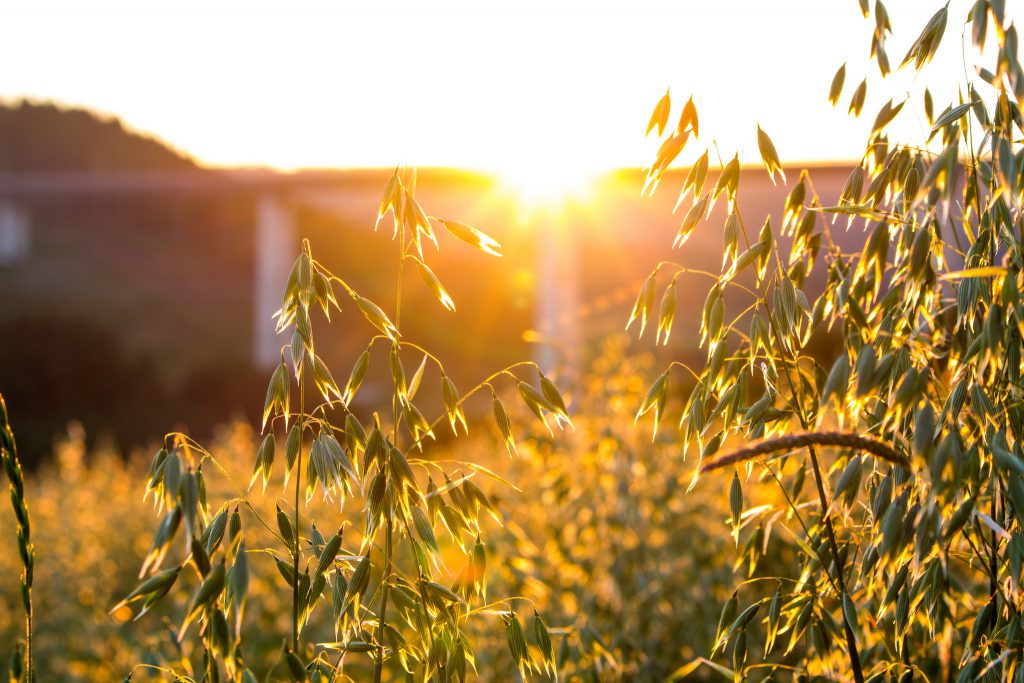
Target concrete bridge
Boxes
[0,168,582,373]
[0,164,860,390]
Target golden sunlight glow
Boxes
[1,2,1013,170]
[496,162,602,210]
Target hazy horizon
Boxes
[0,96,873,175]
[3,0,1016,182]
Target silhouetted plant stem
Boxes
[807,444,863,681]
[374,202,408,683]
[732,204,865,683]
[1,394,33,683]
[293,370,306,653]
[700,431,907,472]
[989,479,998,623]
[373,515,393,683]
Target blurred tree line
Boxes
[0,101,261,464]
[0,100,195,172]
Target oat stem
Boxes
[1,394,33,683]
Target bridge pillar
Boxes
[254,193,297,369]
[534,220,580,381]
[0,201,30,264]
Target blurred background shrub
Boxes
[0,340,784,681]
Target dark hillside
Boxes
[0,100,195,171]
[0,100,859,465]
[0,101,249,461]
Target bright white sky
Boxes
[0,0,1016,181]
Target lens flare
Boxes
[496,161,601,210]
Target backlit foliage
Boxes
[1,395,33,682]
[634,2,1024,680]
[491,339,760,680]
[118,169,571,682]
[1,353,754,682]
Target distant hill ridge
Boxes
[0,100,197,172]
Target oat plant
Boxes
[1,394,34,683]
[634,1,1024,680]
[117,168,569,682]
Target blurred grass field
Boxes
[0,339,772,681]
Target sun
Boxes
[495,161,602,210]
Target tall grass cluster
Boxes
[0,350,746,681]
[111,169,573,682]
[6,0,1024,681]
[631,0,1024,679]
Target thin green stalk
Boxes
[1,394,33,683]
[375,200,408,683]
[293,369,306,652]
[373,516,394,683]
[989,475,999,619]
[765,313,865,682]
[729,196,865,683]
[701,431,908,472]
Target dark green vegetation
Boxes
[111,170,574,682]
[0,102,256,460]
[8,1,1024,681]
[0,101,195,171]
[633,0,1024,679]
[1,395,33,682]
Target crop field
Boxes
[4,1,1024,682]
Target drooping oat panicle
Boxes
[678,96,699,137]
[439,219,502,257]
[250,434,275,492]
[674,150,709,212]
[441,375,468,435]
[729,472,742,545]
[262,361,290,430]
[627,270,657,337]
[646,88,671,137]
[848,78,867,116]
[829,63,846,105]
[353,294,399,340]
[414,258,456,312]
[343,349,370,406]
[675,194,709,247]
[492,395,516,456]
[756,125,786,185]
[711,154,740,208]
[626,9,1024,677]
[126,166,567,681]
[656,279,678,345]
[310,353,343,403]
[634,371,668,437]
[375,168,401,232]
[899,5,947,70]
[870,99,904,135]
[644,130,690,195]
